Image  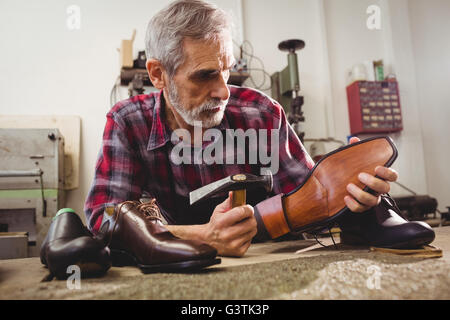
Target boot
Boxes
[99,200,221,273]
[337,194,435,249]
[40,209,111,280]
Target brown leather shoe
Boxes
[99,200,221,273]
[254,136,398,239]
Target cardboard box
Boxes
[120,29,136,69]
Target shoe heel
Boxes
[110,249,137,267]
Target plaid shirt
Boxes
[84,85,314,233]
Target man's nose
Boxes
[210,72,230,101]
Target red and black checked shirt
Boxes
[84,85,314,233]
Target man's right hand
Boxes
[202,192,257,257]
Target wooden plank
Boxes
[370,244,443,258]
[0,115,80,190]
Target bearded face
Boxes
[162,31,234,129]
[166,79,227,128]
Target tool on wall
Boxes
[271,39,306,142]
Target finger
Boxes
[214,192,233,213]
[231,236,253,257]
[344,195,371,213]
[223,215,257,241]
[225,205,254,225]
[240,239,252,255]
[375,166,399,182]
[349,137,360,144]
[358,172,390,194]
[346,183,380,207]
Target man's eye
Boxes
[195,72,218,81]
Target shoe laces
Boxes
[381,193,407,219]
[289,226,339,250]
[309,227,338,250]
[106,199,163,247]
[135,199,164,222]
[115,200,163,223]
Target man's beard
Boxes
[166,80,227,128]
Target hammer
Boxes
[189,173,273,208]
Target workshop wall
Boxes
[0,0,243,221]
[408,0,450,211]
[322,0,449,210]
[324,0,429,198]
[241,0,440,205]
[241,0,331,141]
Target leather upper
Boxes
[40,212,111,278]
[338,195,435,248]
[102,201,217,265]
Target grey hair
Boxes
[145,0,233,78]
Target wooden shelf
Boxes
[229,71,250,86]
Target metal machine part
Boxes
[393,195,438,221]
[271,39,306,141]
[0,128,65,258]
[128,73,146,97]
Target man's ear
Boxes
[146,59,166,90]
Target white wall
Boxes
[322,0,432,200]
[408,0,450,211]
[241,0,331,141]
[0,0,243,222]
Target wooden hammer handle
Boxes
[232,189,246,208]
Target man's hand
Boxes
[202,192,257,257]
[344,137,399,213]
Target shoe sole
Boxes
[340,231,435,249]
[110,249,221,273]
[256,136,398,239]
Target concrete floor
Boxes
[1,226,450,300]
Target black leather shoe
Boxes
[337,194,435,249]
[40,209,111,280]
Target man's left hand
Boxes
[344,137,399,213]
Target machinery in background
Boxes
[113,30,251,107]
[127,51,152,96]
[128,73,147,97]
[393,195,438,221]
[116,30,153,104]
[393,194,450,228]
[271,39,306,142]
[441,207,450,224]
[0,129,66,259]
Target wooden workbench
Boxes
[1,227,450,300]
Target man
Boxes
[85,0,398,257]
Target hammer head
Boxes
[189,173,273,205]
